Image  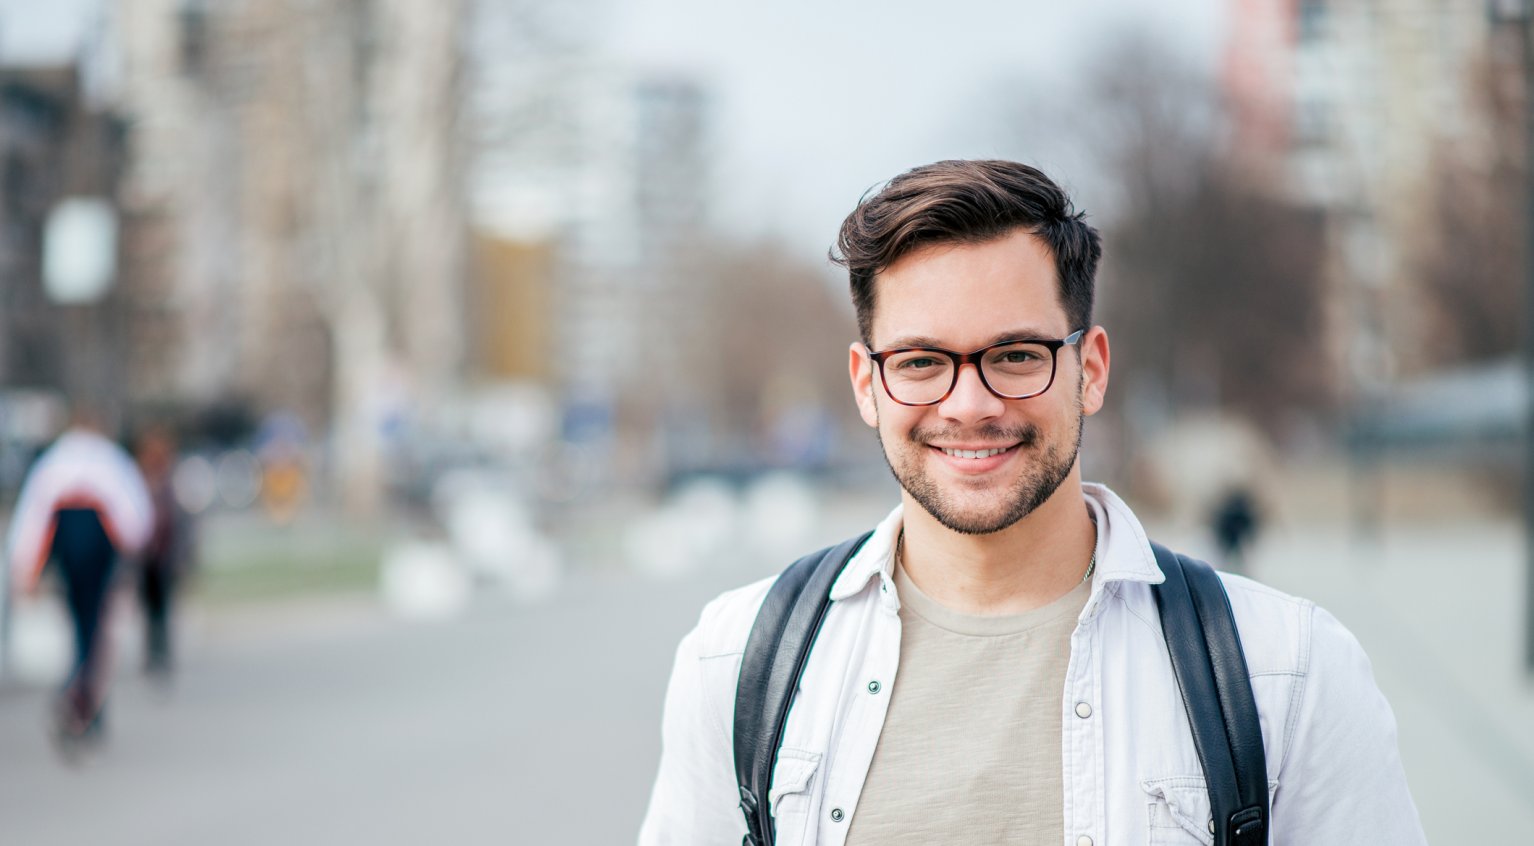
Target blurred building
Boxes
[1224,1,1504,396]
[0,63,129,416]
[1222,0,1296,176]
[111,0,470,513]
[470,235,555,383]
[468,0,710,475]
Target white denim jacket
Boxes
[639,484,1426,845]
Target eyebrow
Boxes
[880,327,1064,350]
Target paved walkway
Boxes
[0,571,737,846]
[0,508,1529,843]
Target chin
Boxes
[898,451,1078,537]
[930,509,1025,536]
[878,411,1083,535]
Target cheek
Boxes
[1044,407,1080,439]
[874,401,915,440]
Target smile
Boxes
[936,445,1016,460]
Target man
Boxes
[639,160,1425,844]
[6,412,153,749]
[134,425,194,678]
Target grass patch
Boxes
[191,517,387,604]
[194,551,381,604]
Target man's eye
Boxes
[897,357,941,370]
[1000,351,1040,364]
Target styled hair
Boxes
[831,159,1101,345]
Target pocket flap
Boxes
[769,748,822,810]
[1144,776,1214,844]
[1143,776,1280,845]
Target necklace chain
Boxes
[895,530,1097,585]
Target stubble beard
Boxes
[876,396,1085,536]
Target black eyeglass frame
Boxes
[867,329,1085,407]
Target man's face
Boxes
[848,230,1110,535]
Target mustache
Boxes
[910,423,1040,448]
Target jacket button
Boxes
[1076,836,1092,846]
[1074,701,1092,719]
[830,808,845,822]
[1209,819,1216,834]
[867,680,881,694]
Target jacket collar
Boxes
[828,505,903,602]
[828,482,1165,604]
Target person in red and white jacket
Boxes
[6,415,153,745]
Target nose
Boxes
[937,361,1006,423]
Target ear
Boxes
[849,342,879,428]
[1080,326,1110,416]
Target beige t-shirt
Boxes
[843,560,1091,845]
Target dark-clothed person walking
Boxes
[6,423,153,750]
[1211,487,1261,573]
[134,427,194,677]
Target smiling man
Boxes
[639,160,1425,845]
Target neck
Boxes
[898,472,1097,616]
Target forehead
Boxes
[870,230,1066,349]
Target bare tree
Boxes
[1050,34,1330,438]
[1414,50,1523,364]
[628,238,861,476]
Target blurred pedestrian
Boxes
[134,425,195,679]
[4,410,152,754]
[1211,486,1261,574]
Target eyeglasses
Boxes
[868,329,1084,406]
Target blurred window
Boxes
[1299,0,1327,43]
[3,153,28,216]
[178,1,208,75]
[1293,97,1330,145]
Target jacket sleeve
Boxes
[638,621,748,845]
[1270,604,1427,845]
[102,445,155,556]
[5,456,57,592]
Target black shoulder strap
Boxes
[732,532,872,846]
[1150,541,1270,846]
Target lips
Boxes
[936,445,1015,460]
[926,442,1020,474]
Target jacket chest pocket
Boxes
[1143,776,1279,846]
[769,747,822,846]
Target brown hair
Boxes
[831,159,1101,345]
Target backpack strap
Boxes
[733,532,872,846]
[1150,542,1270,846]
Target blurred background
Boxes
[0,0,1530,842]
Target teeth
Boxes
[941,446,1010,459]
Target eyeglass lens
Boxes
[881,342,1055,404]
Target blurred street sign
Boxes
[42,198,118,304]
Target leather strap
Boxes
[733,532,872,846]
[732,535,1266,845]
[1151,542,1270,846]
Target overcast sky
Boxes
[1,0,1226,261]
[0,0,99,62]
[601,0,1226,258]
